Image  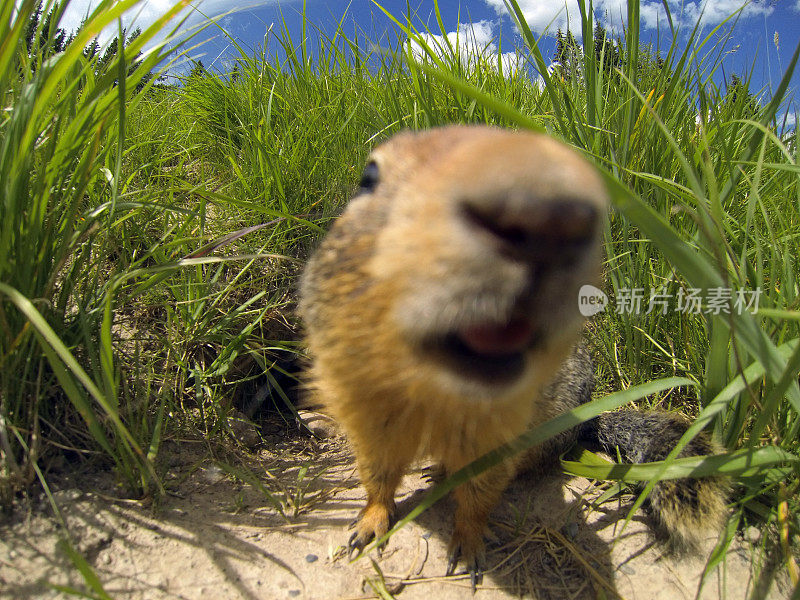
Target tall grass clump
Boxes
[0,0,194,506]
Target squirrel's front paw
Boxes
[446,525,487,591]
[348,502,394,557]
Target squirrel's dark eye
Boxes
[359,161,380,192]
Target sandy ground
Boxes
[0,417,790,600]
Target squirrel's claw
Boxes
[446,542,485,592]
[421,464,446,484]
[470,564,483,592]
[445,546,459,577]
[347,529,384,558]
[347,505,392,559]
[347,530,368,559]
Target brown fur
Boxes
[588,410,730,551]
[299,125,726,579]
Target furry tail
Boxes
[580,410,729,551]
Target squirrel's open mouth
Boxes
[425,316,541,383]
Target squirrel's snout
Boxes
[462,196,599,266]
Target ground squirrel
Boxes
[299,125,728,584]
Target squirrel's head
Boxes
[302,126,609,402]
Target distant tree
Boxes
[551,25,672,91]
[97,31,122,73]
[554,28,565,66]
[83,37,100,61]
[122,29,155,91]
[632,44,674,99]
[18,3,156,92]
[593,23,621,79]
[78,28,153,90]
[553,29,582,82]
[40,5,66,54]
[723,74,760,118]
[22,2,68,72]
[23,2,43,52]
[565,31,580,63]
[189,60,207,79]
[554,29,583,81]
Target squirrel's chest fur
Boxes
[307,321,573,472]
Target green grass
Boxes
[1,0,799,595]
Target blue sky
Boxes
[61,0,800,122]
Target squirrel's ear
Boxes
[358,161,380,193]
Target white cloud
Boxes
[779,110,797,130]
[638,2,666,30]
[58,1,272,43]
[483,0,774,36]
[483,0,583,35]
[677,0,772,29]
[59,0,184,35]
[408,20,522,76]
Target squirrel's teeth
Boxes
[457,317,532,357]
